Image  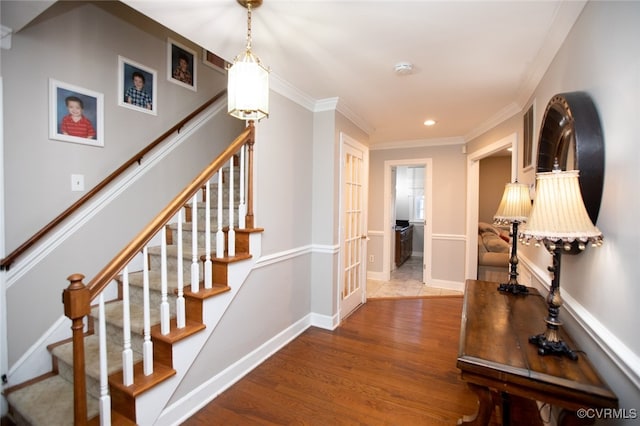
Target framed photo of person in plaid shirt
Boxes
[49,79,104,147]
[118,56,157,116]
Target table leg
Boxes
[501,392,511,426]
[458,382,493,425]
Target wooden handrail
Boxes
[86,121,253,299]
[64,120,254,423]
[0,90,227,271]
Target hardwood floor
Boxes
[182,297,544,425]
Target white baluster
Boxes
[160,230,170,335]
[176,210,185,329]
[216,171,224,258]
[204,180,213,289]
[191,194,200,292]
[239,146,246,229]
[228,158,236,256]
[98,293,111,426]
[121,266,133,386]
[142,246,153,375]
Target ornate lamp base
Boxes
[529,246,578,361]
[529,332,578,361]
[497,282,529,295]
[497,220,528,295]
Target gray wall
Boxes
[478,156,511,224]
[367,144,466,283]
[1,1,243,366]
[468,1,640,420]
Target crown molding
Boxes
[370,136,466,151]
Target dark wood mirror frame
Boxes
[536,92,605,254]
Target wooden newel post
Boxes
[63,273,91,426]
[245,120,256,229]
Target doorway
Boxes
[382,159,433,285]
[465,133,517,279]
[339,133,369,319]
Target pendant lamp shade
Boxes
[228,0,269,121]
[228,50,269,120]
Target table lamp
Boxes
[520,163,603,360]
[493,181,532,295]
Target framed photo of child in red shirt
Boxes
[49,79,104,147]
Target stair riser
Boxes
[167,228,231,249]
[128,284,179,317]
[57,359,102,400]
[149,251,203,278]
[184,207,239,225]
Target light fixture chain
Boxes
[246,3,252,50]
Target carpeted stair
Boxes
[4,166,254,425]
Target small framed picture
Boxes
[523,102,535,171]
[168,38,197,91]
[49,79,104,147]
[118,56,157,115]
[202,48,229,74]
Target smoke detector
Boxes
[394,62,414,75]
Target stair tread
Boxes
[51,334,144,380]
[92,299,168,333]
[6,375,99,426]
[10,203,261,425]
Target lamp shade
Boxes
[227,49,269,120]
[520,169,602,247]
[493,182,532,224]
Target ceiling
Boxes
[123,1,586,147]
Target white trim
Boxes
[338,133,369,320]
[465,132,517,280]
[253,244,338,270]
[155,314,312,426]
[270,72,316,111]
[428,278,465,293]
[463,102,521,142]
[270,74,375,137]
[520,254,640,390]
[563,295,640,390]
[0,76,7,416]
[383,158,433,283]
[4,316,71,386]
[4,97,227,288]
[433,233,466,241]
[1,25,12,50]
[371,136,465,151]
[335,101,374,135]
[314,97,339,112]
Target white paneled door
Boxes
[340,134,368,319]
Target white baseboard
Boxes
[156,314,312,426]
[367,270,387,281]
[428,278,465,293]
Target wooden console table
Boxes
[394,224,413,267]
[457,279,617,425]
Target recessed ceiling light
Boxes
[394,62,413,75]
[424,119,437,126]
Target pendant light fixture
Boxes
[227,0,269,121]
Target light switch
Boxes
[71,174,85,191]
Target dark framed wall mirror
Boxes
[536,92,605,254]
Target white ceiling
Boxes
[124,0,586,146]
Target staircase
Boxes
[4,124,261,425]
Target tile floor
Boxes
[367,256,463,299]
